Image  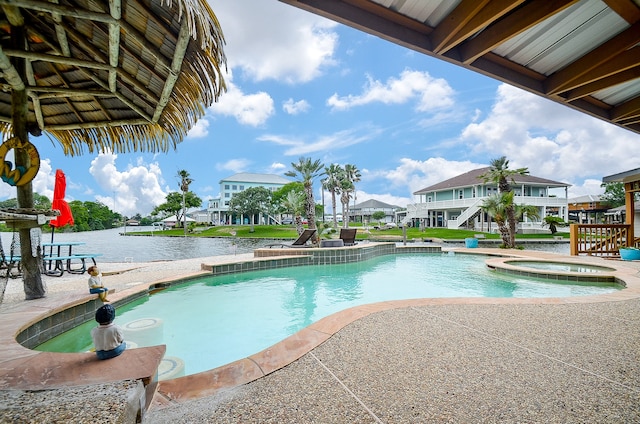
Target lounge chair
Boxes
[267,228,317,248]
[339,228,357,246]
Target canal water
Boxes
[0,226,274,263]
[0,226,570,263]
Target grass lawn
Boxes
[134,224,569,242]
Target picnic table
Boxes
[42,242,102,277]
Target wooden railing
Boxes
[569,224,632,256]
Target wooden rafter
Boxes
[459,0,580,64]
[545,20,640,95]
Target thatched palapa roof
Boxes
[0,0,227,155]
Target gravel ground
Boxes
[145,301,640,424]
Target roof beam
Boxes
[280,0,432,52]
[430,0,491,54]
[602,0,640,24]
[611,96,640,121]
[564,66,640,101]
[108,0,122,92]
[152,17,190,123]
[458,0,579,64]
[433,0,525,54]
[0,0,114,24]
[556,46,640,96]
[545,20,640,95]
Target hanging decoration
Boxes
[0,137,40,186]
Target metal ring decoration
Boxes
[0,137,40,186]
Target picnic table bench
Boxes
[43,253,103,277]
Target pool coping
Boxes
[0,244,639,410]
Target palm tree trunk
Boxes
[331,191,338,229]
[506,205,517,248]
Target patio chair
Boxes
[267,229,317,248]
[339,228,357,246]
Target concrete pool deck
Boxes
[1,247,639,422]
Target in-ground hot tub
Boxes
[501,260,615,273]
[485,258,620,285]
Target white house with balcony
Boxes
[207,173,291,225]
[403,167,570,233]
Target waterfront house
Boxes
[568,195,610,224]
[348,199,401,225]
[405,167,570,233]
[207,173,291,225]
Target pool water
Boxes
[36,253,620,376]
[504,260,615,273]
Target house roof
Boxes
[220,173,291,185]
[162,215,195,222]
[607,200,640,212]
[602,167,640,183]
[352,199,400,209]
[413,167,570,195]
[568,194,603,204]
[280,0,640,136]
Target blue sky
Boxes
[5,0,639,217]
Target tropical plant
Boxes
[281,189,306,235]
[481,192,511,246]
[323,164,343,229]
[152,191,202,224]
[66,200,120,232]
[271,182,304,220]
[342,164,361,227]
[372,210,386,227]
[599,182,626,208]
[542,215,568,234]
[228,186,272,233]
[479,156,529,248]
[285,157,324,244]
[177,170,193,235]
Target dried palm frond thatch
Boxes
[0,0,227,155]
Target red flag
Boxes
[50,169,74,228]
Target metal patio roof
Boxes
[280,0,640,136]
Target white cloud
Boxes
[211,79,274,126]
[353,190,413,208]
[259,126,381,156]
[269,162,286,172]
[460,84,638,184]
[283,98,310,115]
[327,69,455,111]
[209,0,338,83]
[89,153,167,216]
[216,159,251,173]
[382,157,484,197]
[187,118,210,138]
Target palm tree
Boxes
[479,156,529,248]
[323,164,343,229]
[177,170,193,236]
[285,157,324,244]
[481,192,511,247]
[282,190,306,235]
[339,178,354,229]
[341,164,361,227]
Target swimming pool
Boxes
[36,253,621,377]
